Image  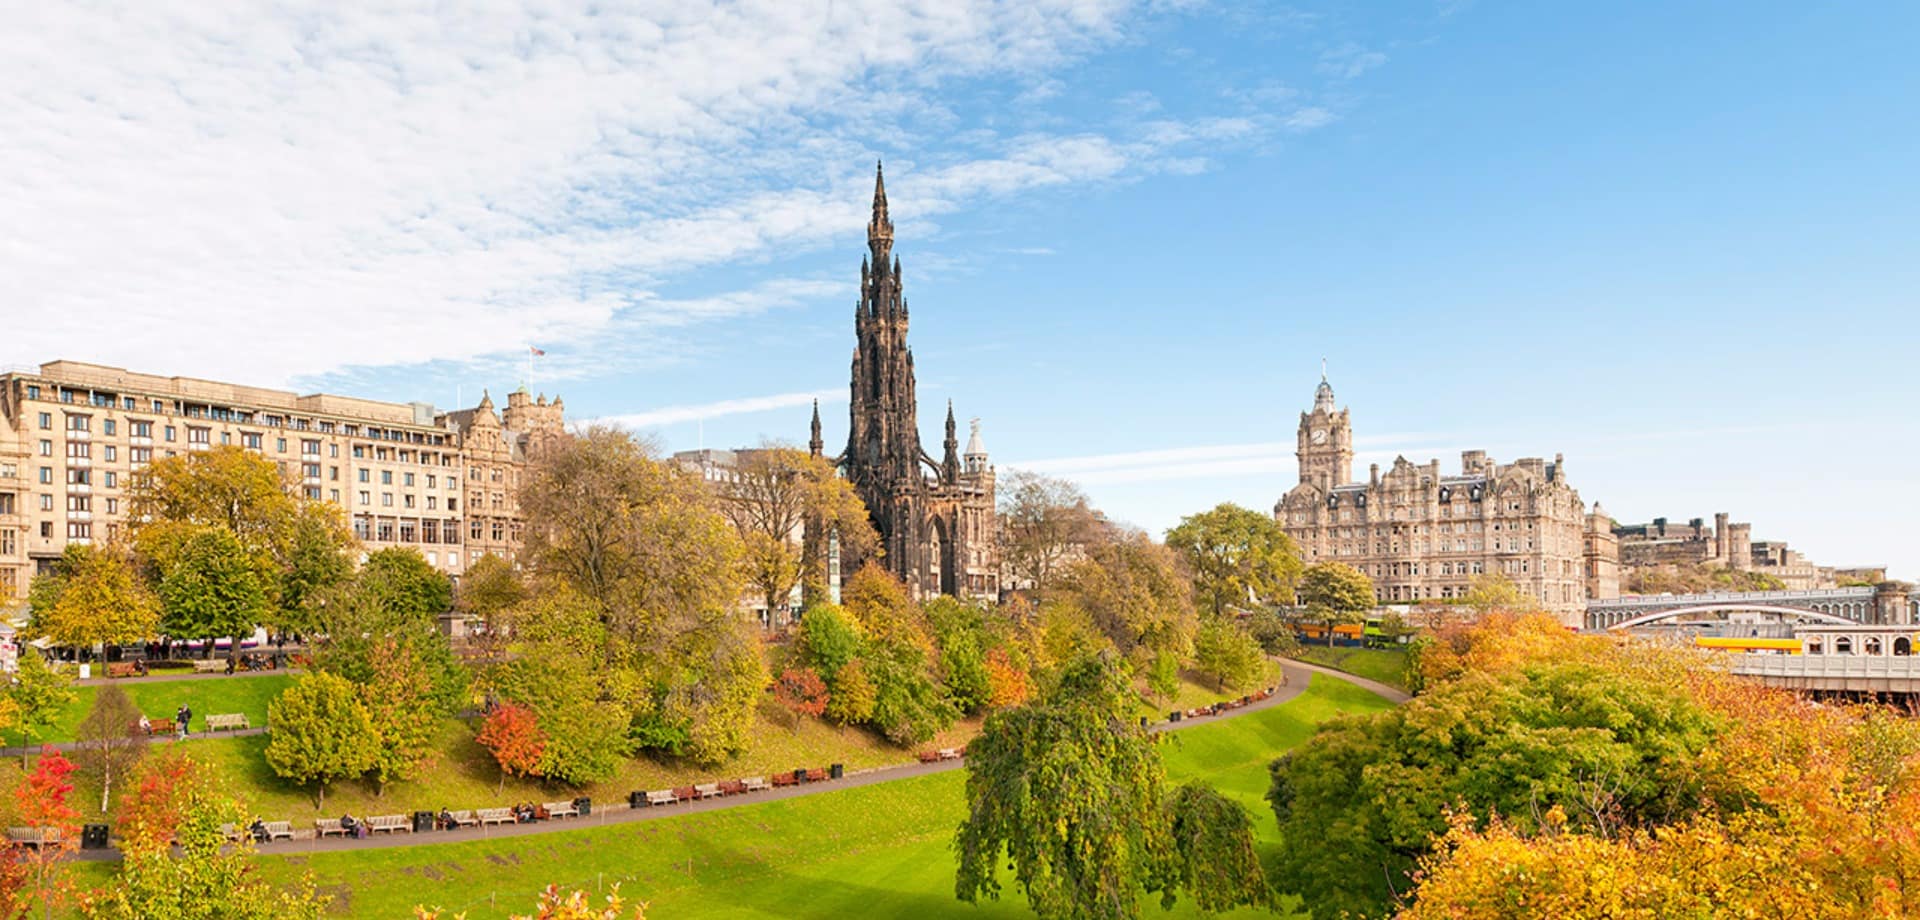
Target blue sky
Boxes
[5,2,1915,578]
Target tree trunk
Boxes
[100,768,110,814]
[317,780,326,811]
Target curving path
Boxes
[75,660,1406,861]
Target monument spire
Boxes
[868,160,893,265]
[809,399,824,458]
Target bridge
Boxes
[1585,584,1916,631]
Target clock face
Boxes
[1311,428,1328,445]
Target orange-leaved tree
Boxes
[15,747,80,917]
[476,702,547,793]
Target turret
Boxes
[809,399,824,459]
[941,401,961,482]
[867,160,893,266]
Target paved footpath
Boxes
[73,660,1406,861]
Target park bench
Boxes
[205,713,250,732]
[543,801,579,819]
[106,662,143,679]
[220,823,242,842]
[671,786,697,803]
[645,790,676,807]
[771,773,799,788]
[719,779,746,796]
[476,808,516,827]
[135,718,174,737]
[262,821,293,841]
[741,776,770,792]
[192,659,227,674]
[805,768,828,782]
[916,750,941,763]
[693,783,722,800]
[366,814,410,834]
[446,810,479,828]
[314,819,348,838]
[935,748,962,761]
[7,827,59,849]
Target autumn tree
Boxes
[955,655,1271,919]
[9,654,75,767]
[85,749,325,920]
[360,639,441,796]
[264,672,375,808]
[998,471,1105,599]
[773,667,830,719]
[1165,503,1303,616]
[517,427,766,765]
[1298,561,1374,647]
[1051,532,1197,663]
[26,544,160,649]
[1192,619,1265,692]
[416,884,646,920]
[475,702,547,793]
[273,503,356,634]
[1461,572,1537,613]
[716,444,877,615]
[311,548,467,716]
[15,748,80,917]
[74,686,146,814]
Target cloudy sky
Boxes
[5,2,1917,578]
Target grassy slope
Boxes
[237,675,1392,919]
[3,674,294,748]
[1293,647,1409,691]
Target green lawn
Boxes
[3,673,294,748]
[1294,646,1410,692]
[228,675,1393,919]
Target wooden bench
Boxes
[476,808,516,827]
[220,823,242,842]
[106,662,143,679]
[205,713,250,732]
[645,790,676,807]
[262,821,293,841]
[136,718,174,737]
[672,786,698,803]
[916,750,941,763]
[741,776,770,792]
[718,779,746,796]
[771,773,799,788]
[446,810,479,828]
[543,800,579,819]
[192,659,227,674]
[8,827,60,849]
[806,768,828,782]
[314,819,348,838]
[366,814,410,834]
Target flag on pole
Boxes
[529,346,546,356]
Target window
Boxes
[37,413,51,430]
[130,447,151,465]
[103,446,115,462]
[470,520,483,541]
[65,442,89,459]
[403,473,415,487]
[242,432,262,450]
[219,432,230,446]
[358,491,370,506]
[404,495,415,509]
[329,489,340,502]
[381,471,392,485]
[164,426,176,442]
[381,493,393,507]
[427,496,437,511]
[0,529,12,555]
[399,521,417,542]
[67,522,91,539]
[186,427,209,444]
[103,420,116,436]
[304,487,321,500]
[330,466,339,481]
[38,468,51,484]
[40,521,52,538]
[66,469,90,485]
[301,439,320,456]
[40,496,53,512]
[353,517,371,541]
[26,385,40,400]
[66,495,90,512]
[105,498,118,514]
[276,438,287,453]
[444,520,461,543]
[376,520,394,542]
[329,444,339,458]
[358,469,369,483]
[67,415,90,432]
[301,463,320,479]
[38,441,51,457]
[131,420,152,438]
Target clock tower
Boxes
[1297,369,1353,487]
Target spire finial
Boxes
[1321,356,1327,383]
[868,159,894,260]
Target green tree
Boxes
[153,526,274,658]
[274,504,355,633]
[1462,572,1532,612]
[456,553,525,622]
[28,544,161,649]
[74,685,146,814]
[954,656,1270,920]
[1298,562,1375,647]
[825,659,877,725]
[311,549,466,716]
[797,604,866,678]
[1192,619,1265,692]
[264,672,375,808]
[1165,503,1303,615]
[865,640,960,746]
[10,653,76,767]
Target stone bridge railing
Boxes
[1731,652,1920,693]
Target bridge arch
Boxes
[1604,604,1858,632]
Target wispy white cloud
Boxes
[594,389,846,430]
[1319,43,1389,79]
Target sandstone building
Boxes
[0,360,563,607]
[1273,373,1618,621]
[810,164,999,600]
[1613,512,1861,591]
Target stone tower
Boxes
[825,162,999,600]
[1296,368,1354,488]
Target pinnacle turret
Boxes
[809,399,824,458]
[868,160,893,264]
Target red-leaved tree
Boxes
[773,667,830,719]
[475,703,547,793]
[15,747,80,917]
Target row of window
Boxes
[24,384,452,446]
